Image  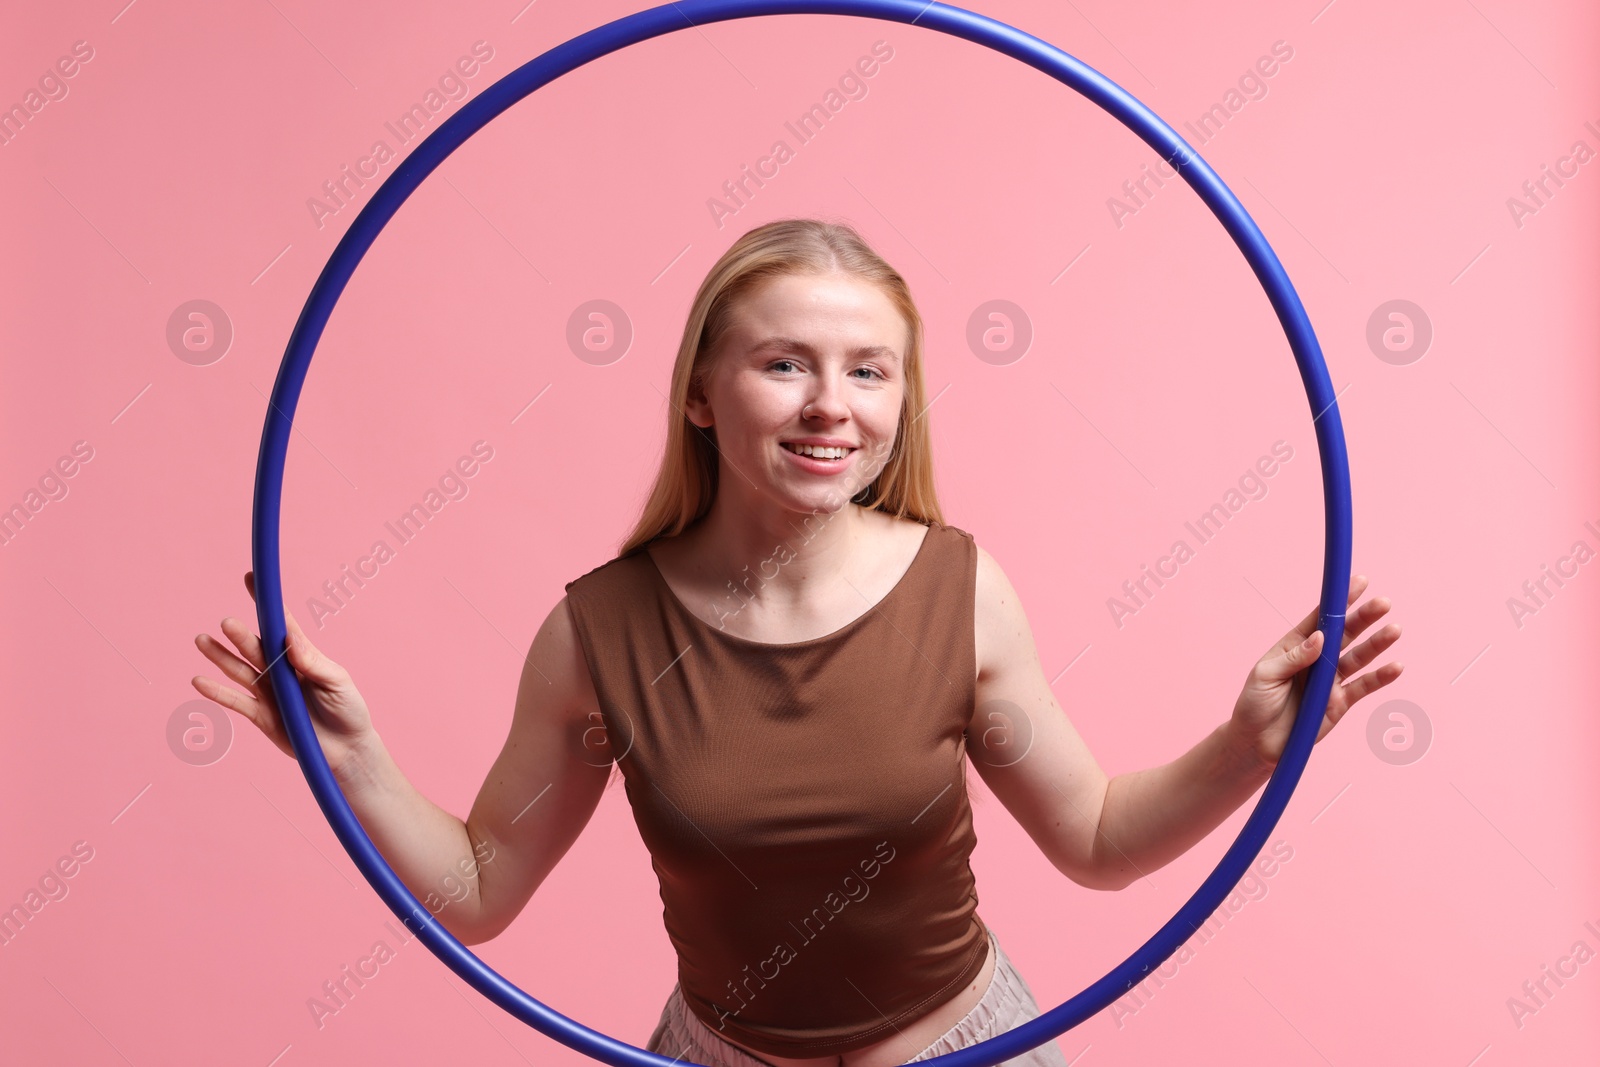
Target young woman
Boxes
[193,218,1403,1067]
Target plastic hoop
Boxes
[252,2,1353,1064]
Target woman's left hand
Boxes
[1227,574,1405,770]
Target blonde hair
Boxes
[618,217,944,558]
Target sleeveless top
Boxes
[562,519,988,1059]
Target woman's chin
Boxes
[772,485,857,516]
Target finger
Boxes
[1336,595,1394,654]
[244,569,314,650]
[193,674,297,760]
[1339,661,1405,705]
[219,616,269,675]
[190,672,281,742]
[1283,574,1370,649]
[196,631,270,691]
[283,603,312,646]
[1336,623,1402,680]
[1255,630,1326,683]
[1315,712,1340,745]
[211,623,288,717]
[282,627,348,688]
[1312,685,1360,742]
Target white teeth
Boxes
[784,443,852,459]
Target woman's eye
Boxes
[768,359,881,379]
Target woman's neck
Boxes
[672,499,879,608]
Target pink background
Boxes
[3,1,1597,1064]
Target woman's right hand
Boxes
[192,570,379,786]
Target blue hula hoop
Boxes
[252,2,1353,1063]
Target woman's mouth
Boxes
[780,441,857,471]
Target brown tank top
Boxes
[562,519,987,1059]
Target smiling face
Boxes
[685,271,909,518]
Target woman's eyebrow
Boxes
[751,336,901,363]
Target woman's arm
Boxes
[1084,723,1273,890]
[1089,575,1402,888]
[337,595,613,942]
[967,548,1402,891]
[193,574,612,943]
[452,594,615,941]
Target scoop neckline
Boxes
[640,522,937,650]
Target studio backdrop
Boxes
[1,1,1596,1065]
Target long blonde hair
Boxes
[618,217,944,558]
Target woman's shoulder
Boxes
[877,509,972,541]
[911,515,976,555]
[863,513,976,577]
[563,547,650,601]
[933,519,976,545]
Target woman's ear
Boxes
[683,372,714,429]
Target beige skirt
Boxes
[645,925,1069,1066]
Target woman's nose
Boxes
[803,378,849,420]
